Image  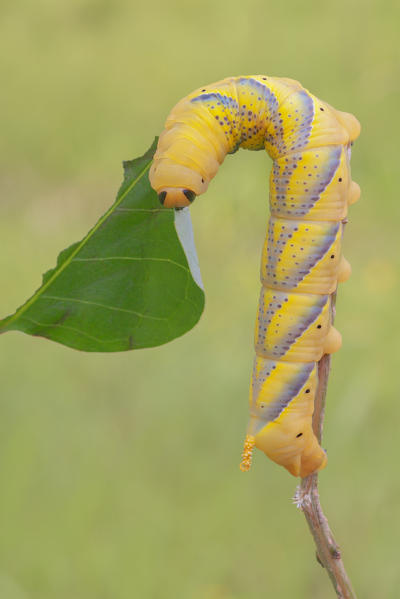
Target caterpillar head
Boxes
[158,188,196,209]
[149,158,209,209]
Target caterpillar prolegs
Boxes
[149,76,360,477]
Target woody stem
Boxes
[295,293,357,599]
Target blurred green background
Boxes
[0,1,399,597]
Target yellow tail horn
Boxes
[240,435,256,472]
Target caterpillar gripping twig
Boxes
[149,75,360,477]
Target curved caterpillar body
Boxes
[149,75,360,477]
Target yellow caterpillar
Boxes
[149,75,360,477]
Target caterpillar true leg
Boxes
[149,75,360,477]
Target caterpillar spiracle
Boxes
[149,75,360,478]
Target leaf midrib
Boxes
[1,160,152,330]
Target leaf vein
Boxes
[72,256,189,272]
[41,295,167,321]
[3,161,152,328]
[19,316,119,344]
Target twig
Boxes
[293,293,357,599]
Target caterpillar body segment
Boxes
[149,75,360,477]
[247,358,327,477]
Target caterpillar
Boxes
[149,75,360,477]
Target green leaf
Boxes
[0,139,205,352]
